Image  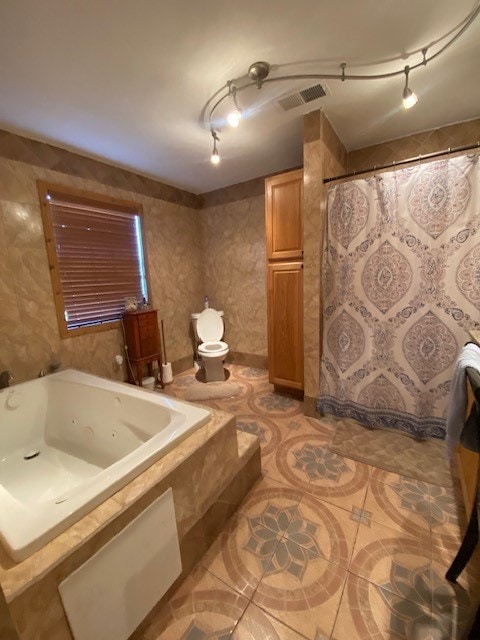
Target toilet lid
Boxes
[197,308,223,342]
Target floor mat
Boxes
[185,381,241,401]
[329,418,453,487]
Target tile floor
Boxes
[141,364,479,640]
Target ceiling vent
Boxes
[277,83,327,111]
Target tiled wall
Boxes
[199,194,268,358]
[0,156,203,382]
[348,118,480,174]
[303,111,348,403]
[0,129,199,209]
[1,117,479,387]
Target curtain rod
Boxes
[323,141,480,184]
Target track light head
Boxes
[402,66,418,109]
[227,108,241,127]
[210,129,220,165]
[226,83,242,127]
[403,87,418,109]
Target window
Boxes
[38,181,148,337]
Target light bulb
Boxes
[227,108,241,127]
[211,151,220,165]
[402,87,418,109]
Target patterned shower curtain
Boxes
[317,153,480,439]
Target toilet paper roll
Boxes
[162,363,173,384]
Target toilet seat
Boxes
[198,340,228,357]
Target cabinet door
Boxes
[267,262,303,390]
[265,169,303,261]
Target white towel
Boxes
[445,342,480,459]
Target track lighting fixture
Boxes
[402,66,418,110]
[210,128,220,165]
[202,3,479,163]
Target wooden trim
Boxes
[59,320,121,339]
[38,180,141,212]
[38,180,70,338]
[37,180,147,339]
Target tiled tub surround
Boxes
[138,364,480,640]
[0,370,211,561]
[0,402,261,640]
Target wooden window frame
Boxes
[38,181,150,339]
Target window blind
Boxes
[48,196,147,330]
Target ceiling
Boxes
[0,0,479,194]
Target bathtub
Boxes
[0,369,210,562]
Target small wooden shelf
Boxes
[122,309,164,388]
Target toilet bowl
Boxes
[194,308,229,382]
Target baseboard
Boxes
[228,351,268,370]
[171,352,268,377]
[171,355,194,376]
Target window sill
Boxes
[59,320,121,339]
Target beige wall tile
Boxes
[0,158,203,381]
[199,194,267,357]
[1,117,478,392]
[348,118,480,173]
[303,111,348,399]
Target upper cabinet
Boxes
[265,169,304,261]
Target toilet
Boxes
[193,308,229,382]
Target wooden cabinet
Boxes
[267,262,304,390]
[122,309,163,387]
[265,169,304,392]
[457,378,479,518]
[266,169,303,261]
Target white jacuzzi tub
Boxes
[0,369,210,562]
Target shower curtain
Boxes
[317,153,480,439]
